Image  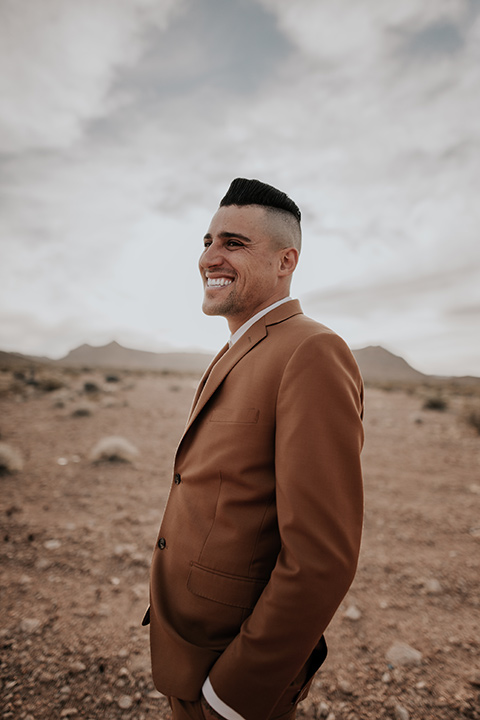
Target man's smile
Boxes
[206,277,234,288]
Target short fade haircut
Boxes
[220,178,301,223]
[219,177,302,252]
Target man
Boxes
[144,178,364,720]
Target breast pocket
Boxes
[209,407,259,424]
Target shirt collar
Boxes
[228,297,292,348]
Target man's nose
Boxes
[200,242,223,267]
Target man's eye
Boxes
[203,241,212,248]
[227,240,242,247]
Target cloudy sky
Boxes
[1,0,479,376]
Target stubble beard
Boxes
[202,285,246,319]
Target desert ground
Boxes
[1,366,479,720]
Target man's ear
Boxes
[278,247,299,276]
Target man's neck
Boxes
[228,297,292,348]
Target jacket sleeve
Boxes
[208,332,364,720]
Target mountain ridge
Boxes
[1,342,478,384]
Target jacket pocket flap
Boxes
[187,563,267,610]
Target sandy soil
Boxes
[1,368,479,720]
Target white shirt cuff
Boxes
[202,676,246,720]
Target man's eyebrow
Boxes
[203,231,252,243]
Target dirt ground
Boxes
[1,367,479,720]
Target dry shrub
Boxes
[90,436,138,464]
[422,395,448,412]
[465,408,480,435]
[105,374,120,383]
[83,381,100,394]
[37,374,65,392]
[0,442,24,475]
[71,402,95,417]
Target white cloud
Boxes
[0,0,183,153]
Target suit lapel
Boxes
[180,299,303,443]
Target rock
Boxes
[117,694,133,709]
[60,709,78,717]
[44,539,61,550]
[19,618,41,634]
[337,679,354,694]
[69,661,86,674]
[343,604,362,621]
[318,701,330,717]
[423,578,443,595]
[386,642,422,667]
[381,672,392,683]
[394,704,409,720]
[468,671,480,687]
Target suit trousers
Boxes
[168,696,296,720]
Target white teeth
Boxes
[207,277,233,287]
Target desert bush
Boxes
[465,408,480,435]
[83,381,100,394]
[71,402,95,417]
[89,436,138,464]
[422,396,448,412]
[105,374,120,383]
[37,375,65,392]
[0,442,23,475]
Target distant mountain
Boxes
[352,346,427,384]
[0,350,51,368]
[56,341,212,373]
[1,342,478,384]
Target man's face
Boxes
[199,205,288,333]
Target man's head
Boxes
[199,178,301,333]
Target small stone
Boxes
[318,701,330,717]
[19,618,41,634]
[60,709,78,718]
[343,604,362,621]
[117,694,133,709]
[381,672,392,683]
[326,713,336,720]
[469,672,480,687]
[35,558,52,570]
[44,539,61,550]
[69,661,86,674]
[423,578,442,595]
[394,704,409,720]
[59,685,71,695]
[386,642,422,667]
[337,679,354,694]
[147,690,162,699]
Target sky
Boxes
[1,0,479,377]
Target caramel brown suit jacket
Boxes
[145,300,364,720]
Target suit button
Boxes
[174,473,181,485]
[157,537,166,550]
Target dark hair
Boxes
[220,178,301,223]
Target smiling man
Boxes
[145,178,364,720]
